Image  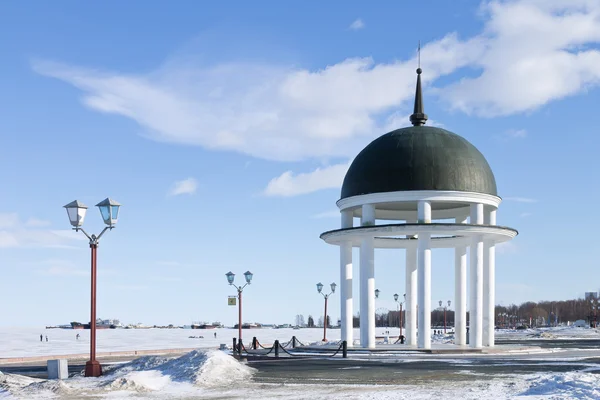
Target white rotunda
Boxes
[320,67,517,350]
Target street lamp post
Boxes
[374,289,381,327]
[394,293,405,337]
[64,198,121,378]
[317,282,336,341]
[439,300,451,334]
[226,271,253,349]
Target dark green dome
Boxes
[341,126,497,199]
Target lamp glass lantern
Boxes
[375,289,380,299]
[439,300,443,307]
[226,271,235,285]
[330,282,336,293]
[393,293,399,302]
[64,200,88,227]
[244,270,253,284]
[316,282,324,293]
[448,300,451,307]
[96,198,121,227]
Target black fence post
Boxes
[233,337,237,352]
[342,340,347,358]
[238,338,242,355]
[252,336,257,350]
[274,340,280,357]
[292,336,296,348]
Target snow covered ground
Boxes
[2,325,600,399]
[496,325,600,340]
[2,348,600,399]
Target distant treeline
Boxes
[298,298,598,328]
[372,298,598,328]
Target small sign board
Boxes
[228,296,237,306]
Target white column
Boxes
[454,216,468,346]
[360,204,376,349]
[405,226,417,346]
[340,210,354,347]
[417,201,432,349]
[483,209,496,347]
[469,203,484,348]
[483,239,490,346]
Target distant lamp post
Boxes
[375,289,380,299]
[317,282,336,341]
[439,300,451,334]
[590,299,598,329]
[394,293,405,337]
[226,271,253,350]
[64,198,121,378]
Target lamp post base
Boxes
[84,360,102,377]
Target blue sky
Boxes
[1,0,600,327]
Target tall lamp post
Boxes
[317,282,336,341]
[64,198,121,378]
[226,271,253,348]
[394,293,405,337]
[439,300,451,334]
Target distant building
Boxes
[585,292,598,300]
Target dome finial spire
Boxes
[410,41,428,127]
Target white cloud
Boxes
[25,217,52,228]
[349,18,365,31]
[0,213,81,249]
[504,197,538,203]
[30,0,600,197]
[169,177,198,196]
[0,213,19,229]
[311,210,341,219]
[442,0,600,116]
[520,212,532,218]
[505,129,527,138]
[0,231,20,247]
[44,265,88,276]
[30,33,483,162]
[264,162,350,197]
[37,259,88,276]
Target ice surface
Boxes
[3,326,600,398]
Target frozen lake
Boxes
[0,326,352,358]
[2,326,600,399]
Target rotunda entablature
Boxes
[320,222,517,248]
[337,190,501,221]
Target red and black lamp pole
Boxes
[317,282,336,341]
[226,271,253,350]
[64,198,121,378]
